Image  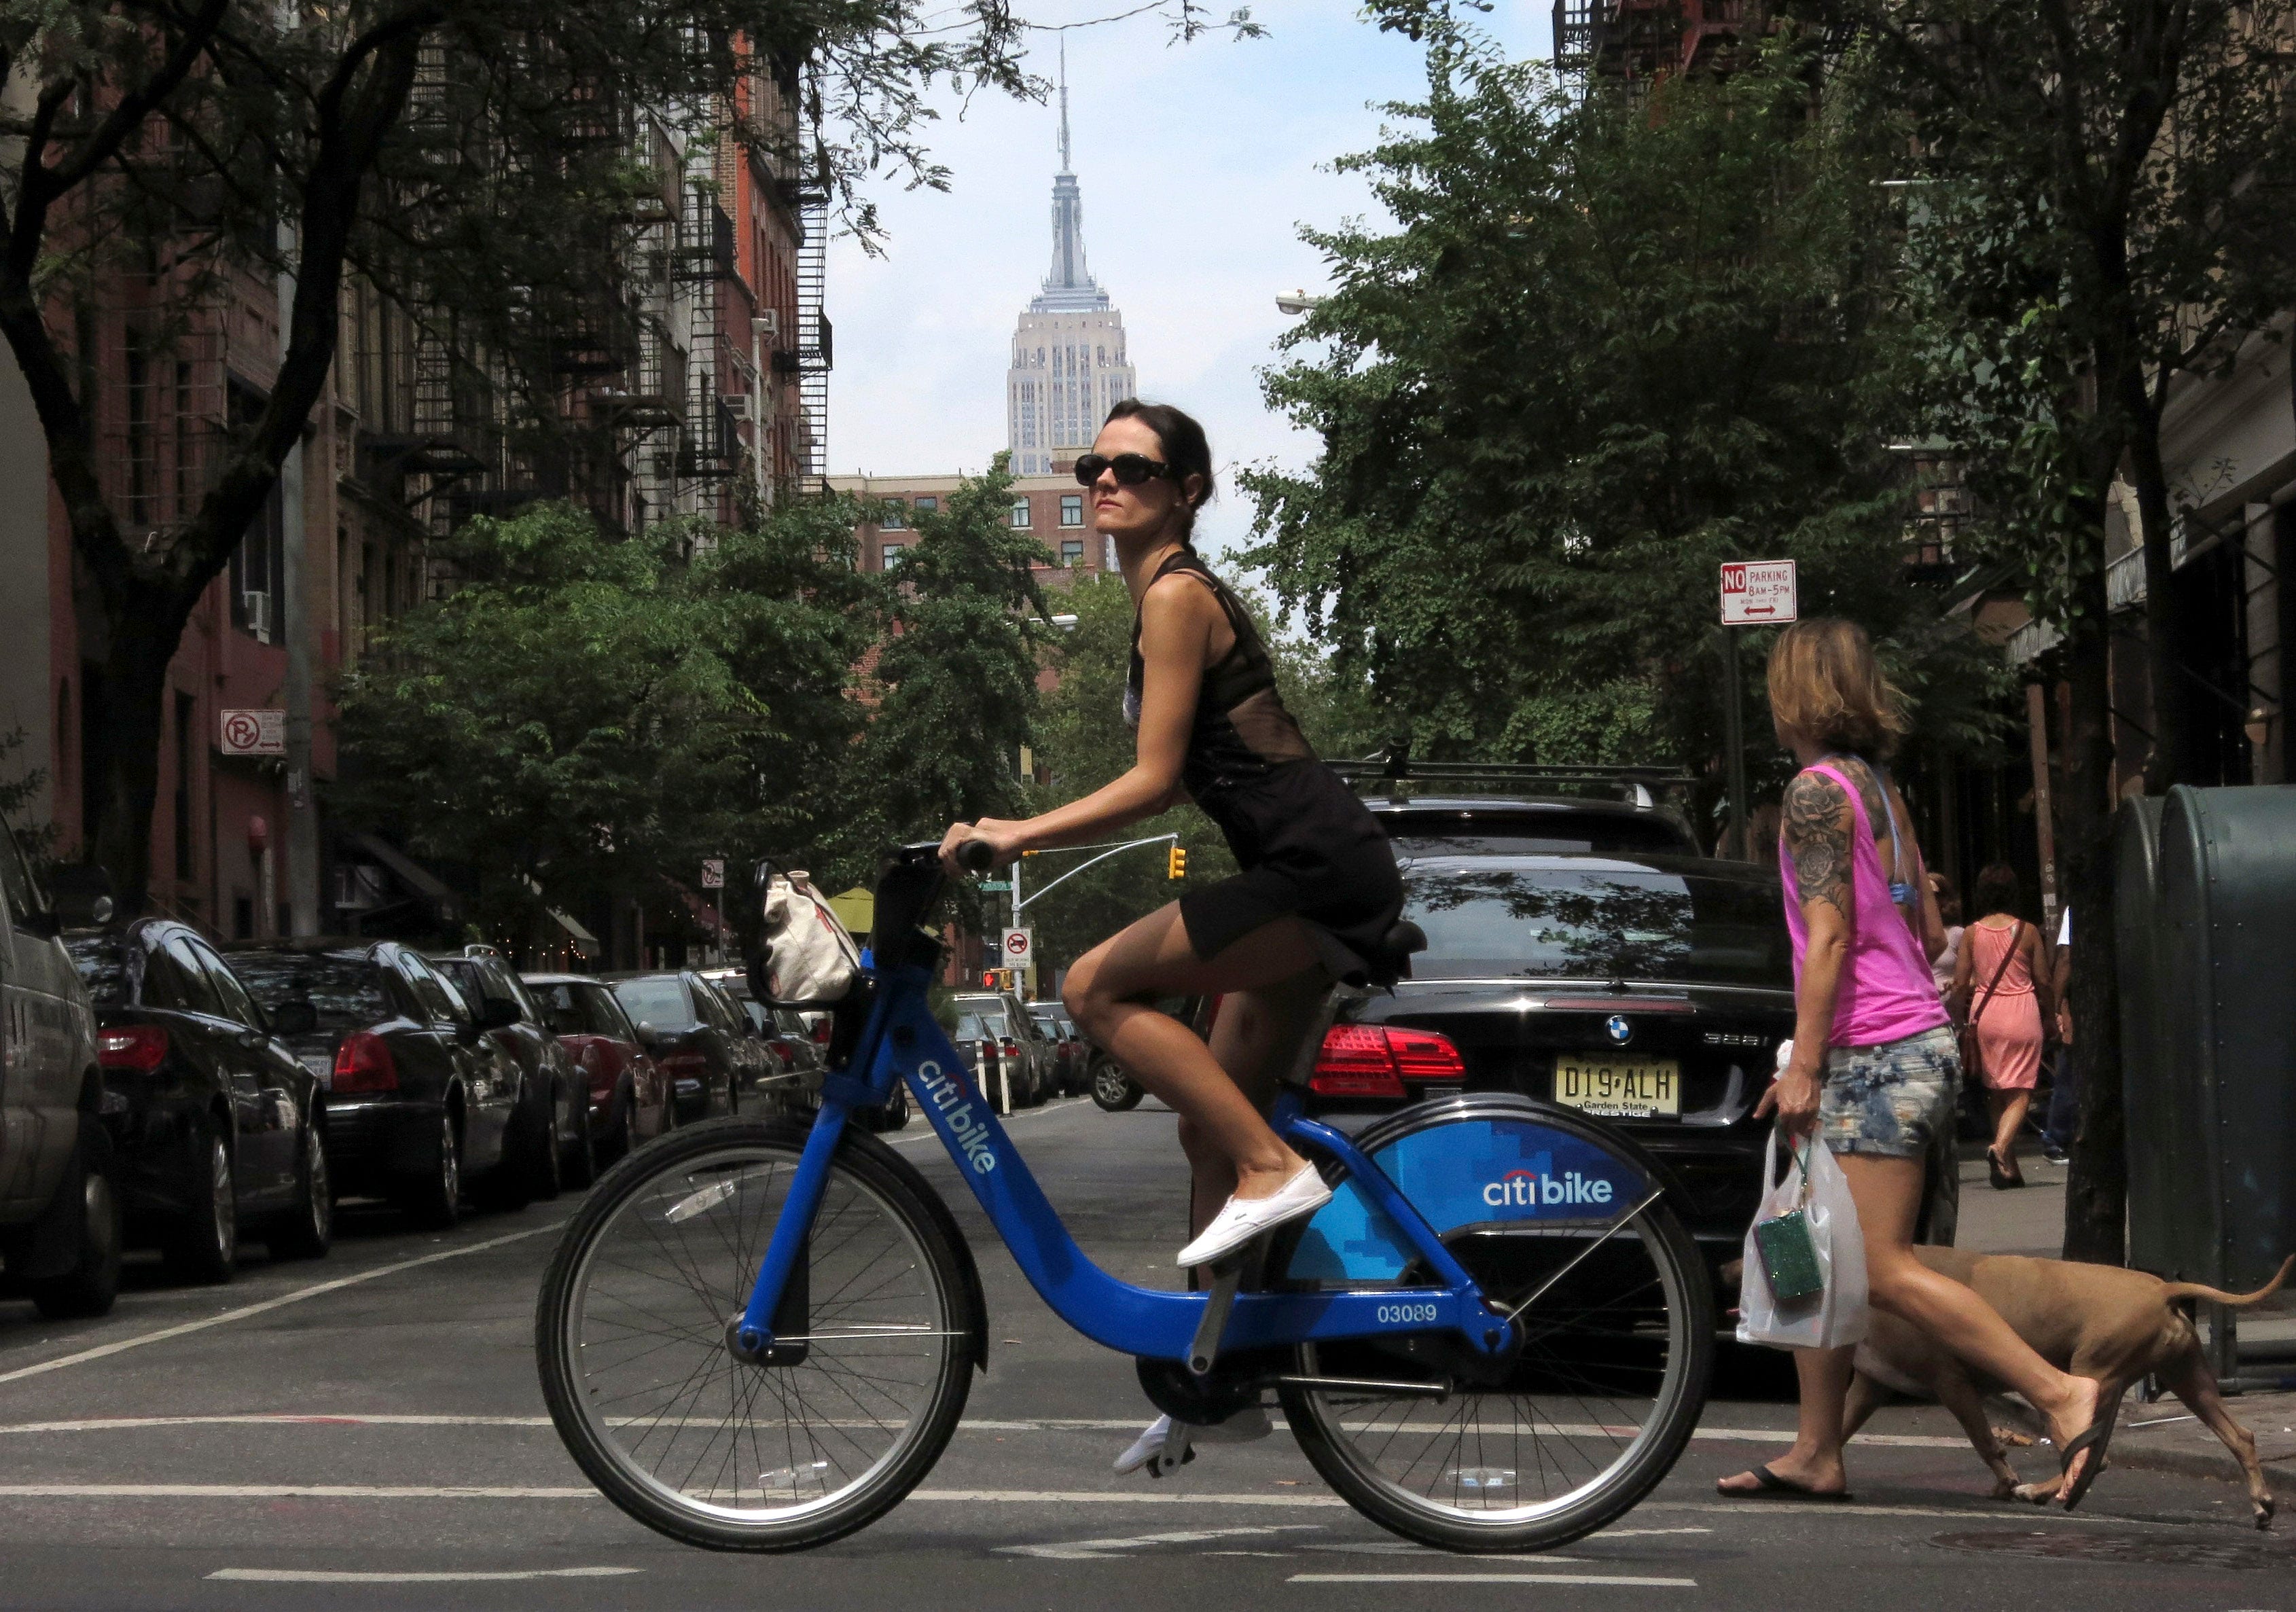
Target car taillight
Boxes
[333,1031,397,1094]
[810,1018,831,1045]
[660,1049,707,1079]
[1308,1024,1464,1099]
[1001,1038,1020,1057]
[770,1043,795,1068]
[98,1024,170,1073]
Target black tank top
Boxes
[1125,550,1317,797]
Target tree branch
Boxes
[38,0,230,197]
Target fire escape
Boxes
[1553,1,1756,83]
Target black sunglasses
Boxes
[1073,452,1176,488]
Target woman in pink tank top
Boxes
[1717,620,2116,1510]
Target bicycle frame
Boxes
[732,959,1515,1366]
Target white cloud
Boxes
[825,1,1549,558]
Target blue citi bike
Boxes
[535,844,1715,1554]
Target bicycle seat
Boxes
[1365,920,1427,986]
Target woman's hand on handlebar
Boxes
[938,819,1025,878]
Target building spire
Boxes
[1035,38,1105,310]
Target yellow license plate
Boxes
[1554,1055,1681,1119]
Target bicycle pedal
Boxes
[1146,1427,1196,1478]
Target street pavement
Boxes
[1,1099,2291,1609]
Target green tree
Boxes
[1801,0,2296,1261]
[334,500,872,939]
[0,0,1033,913]
[1242,32,2003,812]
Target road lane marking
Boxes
[0,1223,563,1388]
[1000,1524,1324,1559]
[209,1568,641,1583]
[1291,1573,1698,1588]
[0,1412,1969,1449]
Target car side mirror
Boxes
[270,999,319,1037]
[634,1020,664,1050]
[477,997,522,1031]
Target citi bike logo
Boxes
[917,1060,997,1175]
[1482,1166,1615,1209]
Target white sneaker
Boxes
[1111,1405,1272,1476]
[1176,1164,1333,1267]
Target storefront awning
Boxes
[344,832,463,925]
[829,886,874,937]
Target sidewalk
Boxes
[1953,1144,2296,1510]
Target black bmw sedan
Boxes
[66,920,332,1282]
[226,942,524,1228]
[1309,849,1794,1280]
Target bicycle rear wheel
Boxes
[1278,1150,1712,1552]
[536,1117,975,1551]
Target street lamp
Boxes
[1274,289,1323,316]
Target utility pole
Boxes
[1720,626,1748,860]
[277,217,320,935]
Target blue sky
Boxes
[825,2,1549,558]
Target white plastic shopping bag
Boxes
[759,870,863,1003]
[1736,1127,1869,1350]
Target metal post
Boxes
[2027,681,2060,932]
[1721,626,1749,860]
[277,248,319,935]
[1011,851,1024,1000]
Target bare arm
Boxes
[1757,770,1856,1136]
[1949,924,1976,1015]
[940,574,1210,871]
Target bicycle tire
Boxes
[1278,1110,1712,1552]
[536,1117,976,1552]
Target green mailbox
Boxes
[2151,785,2296,1291]
[2114,795,2176,1275]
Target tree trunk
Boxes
[2060,505,2127,1265]
[82,588,188,916]
[2125,390,2185,794]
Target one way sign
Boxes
[1719,560,1798,626]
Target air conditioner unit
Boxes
[242,591,272,640]
[753,310,781,343]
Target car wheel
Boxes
[27,1149,121,1320]
[162,1120,238,1285]
[558,1081,596,1191]
[269,1123,334,1261]
[513,1086,560,1204]
[397,1110,463,1230]
[1090,1058,1144,1113]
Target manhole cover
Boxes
[1935,1529,2296,1573]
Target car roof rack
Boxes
[1330,742,1697,810]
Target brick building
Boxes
[828,471,1113,584]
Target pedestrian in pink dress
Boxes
[1952,863,2054,1189]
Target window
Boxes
[1060,539,1085,567]
[1009,499,1032,529]
[880,543,905,569]
[190,937,261,1027]
[399,953,465,1024]
[164,935,224,1016]
[0,821,40,932]
[879,500,906,531]
[613,975,696,1030]
[913,496,937,515]
[230,952,396,1032]
[1060,495,1084,527]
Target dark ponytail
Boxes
[1104,398,1213,543]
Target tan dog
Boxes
[1844,1246,2291,1528]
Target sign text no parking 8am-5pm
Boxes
[1716,561,1796,862]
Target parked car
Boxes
[65,920,332,1280]
[429,947,589,1194]
[702,967,907,1132]
[693,973,787,1107]
[1365,793,1703,859]
[0,834,118,1319]
[522,973,672,1166]
[1026,1001,1092,1096]
[1304,836,1793,1282]
[949,990,1058,1111]
[603,971,751,1123]
[1079,994,1218,1114]
[226,942,524,1228]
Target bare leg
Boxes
[1718,1346,1852,1494]
[1835,1153,2103,1497]
[1183,971,1332,1236]
[1988,1091,2030,1171]
[1064,905,1327,1206]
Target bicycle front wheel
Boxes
[1279,1183,1712,1552]
[536,1117,975,1551]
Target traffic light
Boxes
[1167,845,1187,880]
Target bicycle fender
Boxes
[836,1124,992,1374]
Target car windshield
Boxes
[612,976,694,1028]
[1399,858,1790,988]
[955,1009,1009,1042]
[528,982,592,1037]
[228,953,396,1031]
[65,935,133,1005]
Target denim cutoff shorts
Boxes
[1818,1025,1960,1160]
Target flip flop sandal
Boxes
[1721,1465,1853,1503]
[1987,1149,2013,1190]
[2057,1394,2122,1510]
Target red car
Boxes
[522,973,674,1167]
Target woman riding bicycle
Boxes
[939,399,1403,1473]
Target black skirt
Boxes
[1177,760,1405,986]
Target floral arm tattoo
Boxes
[1782,770,1856,919]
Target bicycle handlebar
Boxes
[954,839,997,874]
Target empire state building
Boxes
[1006,75,1136,476]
